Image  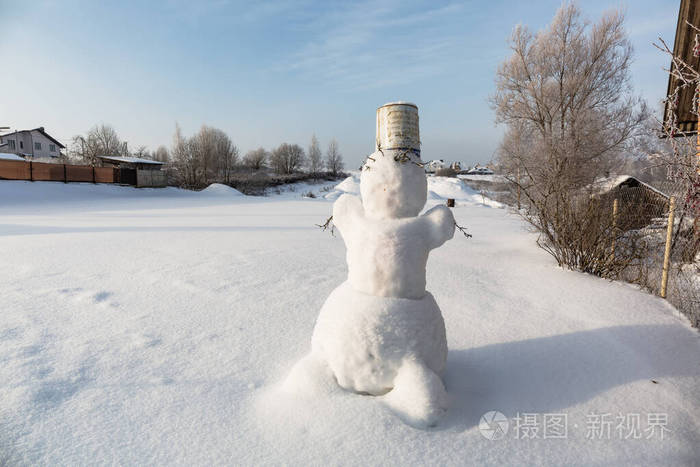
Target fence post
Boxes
[516,166,521,210]
[660,196,676,299]
[610,198,619,261]
[92,166,96,184]
[29,161,33,181]
[63,164,67,183]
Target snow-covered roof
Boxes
[97,155,163,165]
[0,152,25,161]
[590,175,669,198]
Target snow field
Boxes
[0,180,699,465]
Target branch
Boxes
[316,215,335,236]
[454,220,473,238]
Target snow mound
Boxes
[200,183,244,196]
[427,177,478,200]
[324,175,360,200]
[428,176,503,208]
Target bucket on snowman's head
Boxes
[375,102,420,155]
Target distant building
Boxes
[97,155,164,171]
[0,127,65,159]
[425,159,445,173]
[466,165,494,175]
[591,175,670,231]
[97,155,166,187]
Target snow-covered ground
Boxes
[1,179,699,465]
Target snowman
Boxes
[285,102,455,426]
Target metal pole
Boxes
[660,196,676,299]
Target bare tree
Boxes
[70,123,126,166]
[213,130,239,183]
[270,143,305,174]
[154,145,170,163]
[171,124,239,186]
[308,134,322,175]
[186,125,239,184]
[172,123,197,187]
[243,147,267,170]
[133,145,150,159]
[491,2,647,274]
[325,138,344,176]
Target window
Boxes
[49,144,56,152]
[19,141,23,149]
[35,142,41,150]
[7,140,15,150]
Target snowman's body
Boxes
[285,103,455,426]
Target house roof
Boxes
[591,175,669,198]
[0,127,66,148]
[97,155,163,165]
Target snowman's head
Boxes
[360,150,427,219]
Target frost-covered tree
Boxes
[308,134,323,175]
[325,138,344,176]
[176,125,239,185]
[172,123,197,187]
[493,3,646,190]
[270,143,305,175]
[211,130,239,183]
[154,145,170,163]
[243,147,267,170]
[491,2,647,275]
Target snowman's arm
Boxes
[332,194,364,237]
[421,204,455,249]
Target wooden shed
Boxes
[593,176,670,231]
[97,155,166,187]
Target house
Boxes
[0,127,65,159]
[424,159,445,173]
[466,165,494,175]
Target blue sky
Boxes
[0,0,679,167]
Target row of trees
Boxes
[68,124,345,188]
[173,127,344,187]
[248,136,344,176]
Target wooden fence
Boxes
[0,160,166,187]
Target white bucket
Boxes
[375,102,420,154]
